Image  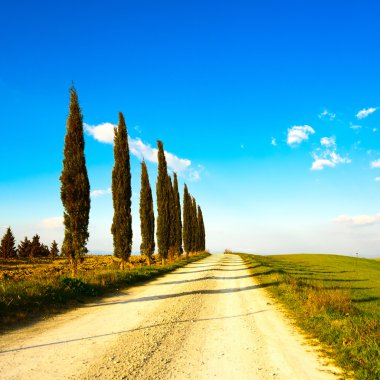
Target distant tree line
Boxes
[0,227,59,259]
[1,86,206,275]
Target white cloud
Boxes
[164,150,191,173]
[85,122,195,176]
[287,125,315,146]
[350,124,362,130]
[371,159,380,168]
[334,213,380,227]
[356,107,378,119]
[41,216,63,229]
[91,187,111,197]
[373,128,377,132]
[320,136,336,147]
[374,177,380,182]
[84,122,115,143]
[318,109,336,120]
[129,139,192,173]
[131,137,193,174]
[311,152,351,170]
[271,137,277,146]
[311,139,351,170]
[311,158,336,170]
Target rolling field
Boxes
[237,253,380,379]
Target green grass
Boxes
[236,253,380,380]
[0,253,209,329]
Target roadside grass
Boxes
[0,252,209,329]
[236,253,380,380]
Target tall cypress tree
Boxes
[111,112,132,270]
[182,184,191,256]
[197,205,205,251]
[173,173,183,255]
[0,227,17,259]
[156,140,170,264]
[168,175,176,260]
[140,160,155,265]
[190,196,198,253]
[60,86,90,276]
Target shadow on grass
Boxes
[0,309,268,354]
[293,276,368,283]
[352,296,380,303]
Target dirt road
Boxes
[0,254,342,379]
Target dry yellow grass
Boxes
[0,254,161,282]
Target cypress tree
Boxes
[50,240,60,258]
[190,196,198,253]
[197,205,205,251]
[182,184,191,256]
[0,227,17,259]
[111,112,132,270]
[173,173,183,255]
[156,140,170,264]
[60,86,90,276]
[168,175,176,261]
[139,160,155,265]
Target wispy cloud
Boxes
[320,136,336,147]
[85,122,198,178]
[41,216,63,229]
[334,213,380,227]
[312,152,351,170]
[311,138,351,170]
[287,125,315,146]
[374,177,380,182]
[271,137,277,146]
[134,125,142,133]
[318,109,336,120]
[350,123,362,130]
[91,187,112,197]
[371,159,380,168]
[356,107,378,119]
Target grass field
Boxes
[237,253,380,380]
[0,253,209,329]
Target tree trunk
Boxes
[162,257,166,265]
[70,255,78,277]
[120,259,126,270]
[147,257,151,266]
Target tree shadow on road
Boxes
[174,265,262,275]
[0,309,269,354]
[156,274,261,286]
[80,282,279,310]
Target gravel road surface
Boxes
[0,254,342,379]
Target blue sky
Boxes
[1,1,380,257]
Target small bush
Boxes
[60,277,98,296]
